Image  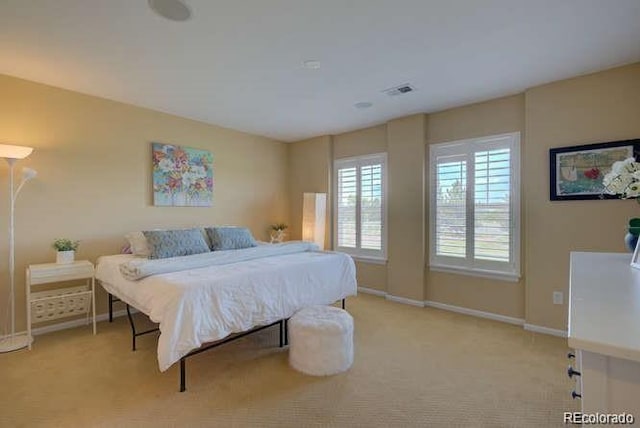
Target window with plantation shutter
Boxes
[337,166,357,248]
[334,153,387,260]
[429,133,520,281]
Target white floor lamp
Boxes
[0,144,36,353]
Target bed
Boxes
[95,240,357,391]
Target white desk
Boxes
[569,252,640,414]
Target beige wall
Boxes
[524,63,640,329]
[287,63,640,331]
[5,62,637,335]
[287,136,332,244]
[286,127,391,292]
[0,74,288,330]
[387,114,426,301]
[333,125,389,291]
[333,125,387,159]
[285,126,388,291]
[425,95,526,319]
[292,120,428,298]
[353,262,387,291]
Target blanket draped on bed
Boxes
[119,241,320,280]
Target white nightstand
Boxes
[26,260,96,349]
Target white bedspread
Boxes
[96,246,357,371]
[119,241,320,280]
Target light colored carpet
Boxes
[0,294,577,427]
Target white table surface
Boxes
[569,251,640,362]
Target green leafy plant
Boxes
[52,238,79,252]
[271,223,288,231]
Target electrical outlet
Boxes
[553,291,563,305]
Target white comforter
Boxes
[96,245,357,371]
[119,241,321,280]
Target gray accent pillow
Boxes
[206,227,257,251]
[142,229,210,259]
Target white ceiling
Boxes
[1,0,640,142]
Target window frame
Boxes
[333,153,388,262]
[428,132,520,282]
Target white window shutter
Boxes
[474,148,511,262]
[334,153,387,260]
[360,163,383,250]
[337,166,357,248]
[435,156,467,258]
[429,133,520,281]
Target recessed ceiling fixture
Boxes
[354,102,373,109]
[302,60,321,70]
[148,0,192,22]
[382,83,416,96]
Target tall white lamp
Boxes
[0,144,36,353]
[302,193,327,250]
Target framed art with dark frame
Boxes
[549,139,640,201]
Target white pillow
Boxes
[125,231,151,257]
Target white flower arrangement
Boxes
[602,157,640,199]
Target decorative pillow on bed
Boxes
[206,227,257,251]
[125,231,151,257]
[143,228,211,259]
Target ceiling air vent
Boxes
[382,83,416,96]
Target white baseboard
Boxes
[524,323,567,338]
[357,286,387,297]
[357,284,425,307]
[385,294,425,307]
[0,309,131,340]
[424,300,525,326]
[358,288,527,328]
[6,297,567,340]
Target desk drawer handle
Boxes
[572,390,581,399]
[567,366,581,378]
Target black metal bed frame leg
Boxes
[108,293,113,322]
[180,358,186,392]
[126,304,137,351]
[284,319,288,346]
[121,303,160,352]
[342,298,346,310]
[279,320,284,348]
[177,320,282,392]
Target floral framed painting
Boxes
[549,139,640,201]
[152,143,213,206]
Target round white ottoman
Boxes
[289,305,354,376]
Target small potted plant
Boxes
[52,238,79,264]
[270,223,288,243]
